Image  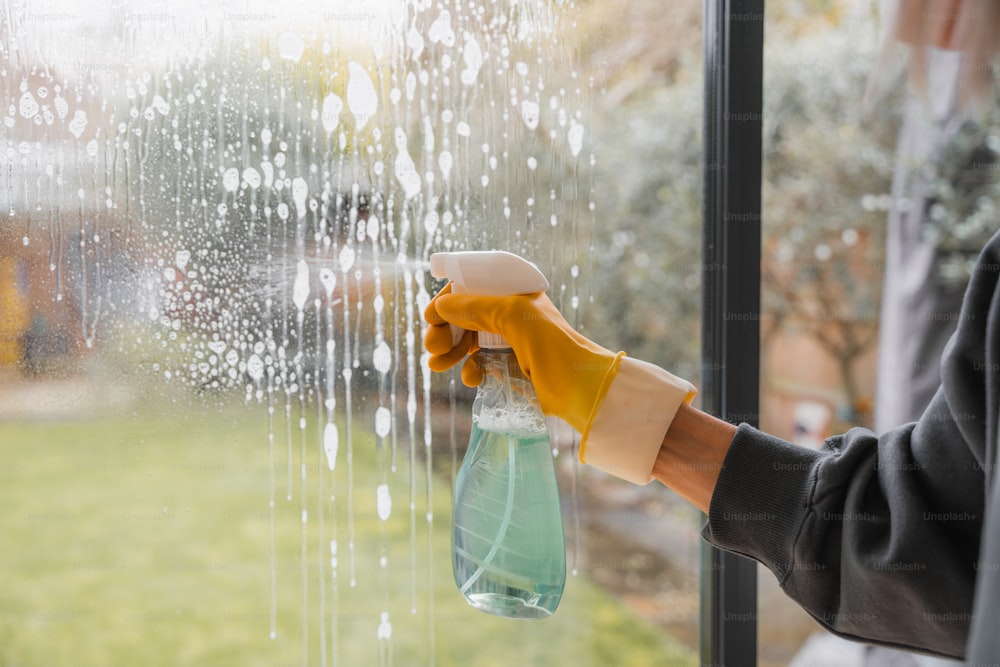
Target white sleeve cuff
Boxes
[580,357,697,485]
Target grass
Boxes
[0,395,696,667]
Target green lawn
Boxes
[0,397,695,666]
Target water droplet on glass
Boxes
[568,122,585,157]
[321,93,343,133]
[222,167,240,192]
[292,177,308,219]
[277,32,305,62]
[429,10,455,46]
[374,407,391,438]
[438,150,453,180]
[347,61,377,130]
[152,94,170,115]
[18,91,38,118]
[247,354,265,381]
[242,167,261,189]
[456,121,471,137]
[376,484,391,520]
[423,210,439,234]
[175,250,191,272]
[377,611,392,639]
[292,260,310,311]
[394,128,421,200]
[406,26,425,60]
[324,423,339,470]
[520,100,539,130]
[372,342,391,374]
[405,71,417,101]
[319,268,336,296]
[461,34,483,85]
[68,109,87,138]
[338,245,355,272]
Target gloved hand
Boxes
[424,283,697,484]
[425,281,622,433]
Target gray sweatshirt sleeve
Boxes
[702,234,1000,660]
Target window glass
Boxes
[759,2,902,664]
[0,1,703,665]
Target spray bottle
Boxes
[429,250,566,619]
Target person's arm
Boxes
[652,391,983,659]
[699,409,983,660]
[676,230,1000,660]
[651,402,734,513]
[423,235,1000,660]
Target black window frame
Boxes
[700,0,764,665]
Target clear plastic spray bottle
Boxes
[429,250,566,619]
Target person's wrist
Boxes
[652,403,736,513]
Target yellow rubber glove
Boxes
[425,282,622,434]
[424,283,697,484]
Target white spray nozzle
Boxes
[429,251,549,348]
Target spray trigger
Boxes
[429,251,549,350]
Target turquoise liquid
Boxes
[451,350,566,619]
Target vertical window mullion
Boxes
[700,0,764,665]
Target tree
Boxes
[760,15,902,426]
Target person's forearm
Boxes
[651,402,736,513]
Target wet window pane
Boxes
[1,1,703,665]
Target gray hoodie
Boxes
[703,230,1000,662]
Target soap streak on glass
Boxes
[0,0,596,664]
